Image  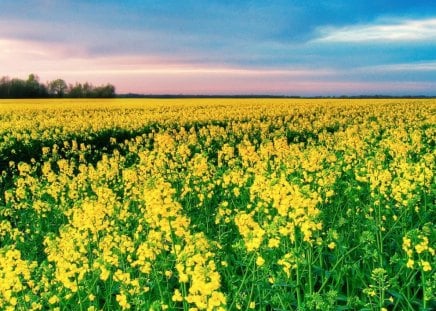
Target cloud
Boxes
[0,17,261,64]
[2,41,329,77]
[364,61,436,72]
[1,2,436,95]
[0,36,337,94]
[112,78,436,96]
[316,18,436,43]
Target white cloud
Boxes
[0,37,333,78]
[316,18,436,43]
[363,61,436,72]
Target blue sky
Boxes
[1,0,435,95]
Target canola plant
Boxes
[0,98,434,310]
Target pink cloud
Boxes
[1,38,435,95]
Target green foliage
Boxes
[0,74,115,98]
[0,99,434,310]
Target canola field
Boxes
[0,98,435,311]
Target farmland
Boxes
[0,98,435,310]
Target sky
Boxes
[1,0,436,96]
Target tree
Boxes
[48,79,68,97]
[0,76,11,97]
[9,79,27,98]
[83,82,93,97]
[68,83,84,98]
[67,82,116,98]
[26,74,48,98]
[0,74,116,98]
[93,84,116,98]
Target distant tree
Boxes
[0,76,11,97]
[0,74,116,98]
[26,74,39,93]
[67,82,115,98]
[26,74,48,98]
[83,82,93,97]
[68,83,84,98]
[9,79,27,98]
[48,79,68,97]
[93,84,116,98]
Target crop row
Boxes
[0,99,435,310]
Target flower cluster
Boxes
[0,98,434,310]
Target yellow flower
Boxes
[406,259,414,269]
[48,295,60,305]
[249,301,256,309]
[267,238,280,248]
[415,237,429,254]
[179,273,189,283]
[256,256,265,266]
[116,293,130,310]
[328,242,336,250]
[366,289,376,297]
[420,260,431,272]
[9,297,17,306]
[165,270,173,278]
[100,266,110,281]
[172,289,183,302]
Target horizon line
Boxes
[115,94,436,99]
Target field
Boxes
[0,98,434,310]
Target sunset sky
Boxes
[1,0,435,95]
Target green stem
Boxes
[318,250,324,292]
[76,277,84,311]
[379,277,385,310]
[393,291,414,310]
[245,260,256,311]
[181,281,189,311]
[307,246,313,296]
[422,271,427,310]
[296,263,302,308]
[402,267,419,305]
[167,219,187,311]
[228,254,255,311]
[317,243,361,293]
[381,209,405,242]
[376,201,384,267]
[151,268,165,308]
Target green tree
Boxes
[48,79,68,97]
[68,83,84,98]
[26,74,48,97]
[93,84,116,98]
[0,76,11,97]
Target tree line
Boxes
[0,74,116,98]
